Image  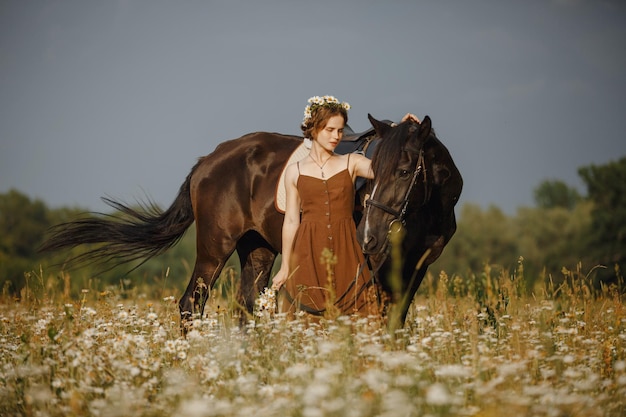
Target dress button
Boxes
[326,212,329,216]
[327,224,331,228]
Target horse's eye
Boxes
[398,169,410,179]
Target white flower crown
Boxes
[302,95,351,125]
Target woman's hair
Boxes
[301,102,348,139]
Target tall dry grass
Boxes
[0,260,624,417]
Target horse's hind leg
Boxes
[178,248,235,329]
[236,231,277,316]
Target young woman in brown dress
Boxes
[271,95,417,318]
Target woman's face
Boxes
[313,115,345,152]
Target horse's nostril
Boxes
[363,235,378,252]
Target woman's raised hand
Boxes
[401,113,420,123]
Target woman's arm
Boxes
[350,153,374,180]
[271,164,301,290]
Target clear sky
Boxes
[1,0,625,214]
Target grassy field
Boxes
[1,265,625,417]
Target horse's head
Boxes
[357,114,462,326]
[359,114,435,258]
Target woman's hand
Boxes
[271,267,289,290]
[401,113,420,123]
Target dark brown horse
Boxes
[360,115,463,329]
[40,115,462,328]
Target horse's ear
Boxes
[418,115,432,140]
[368,114,392,138]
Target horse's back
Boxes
[189,132,301,224]
[192,132,301,183]
[213,131,301,151]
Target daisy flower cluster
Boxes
[0,273,624,417]
[302,95,351,124]
[254,287,277,319]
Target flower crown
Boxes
[302,95,351,125]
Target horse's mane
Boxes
[371,122,414,181]
[371,122,439,182]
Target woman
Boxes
[271,95,417,318]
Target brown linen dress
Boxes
[282,157,378,317]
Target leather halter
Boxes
[365,147,428,229]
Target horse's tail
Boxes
[40,167,197,271]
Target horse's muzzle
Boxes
[361,234,379,255]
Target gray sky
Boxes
[1,0,625,214]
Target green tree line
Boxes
[433,156,625,292]
[0,190,199,299]
[1,157,624,299]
